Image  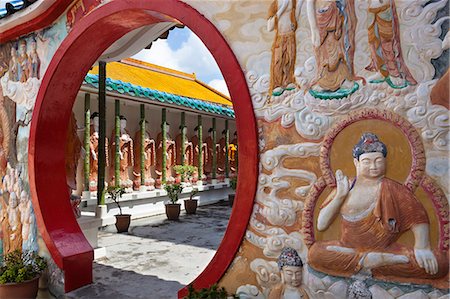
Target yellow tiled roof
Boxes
[89,58,232,106]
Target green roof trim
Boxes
[83,74,235,118]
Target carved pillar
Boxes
[140,104,145,186]
[97,61,106,205]
[225,119,229,178]
[161,108,167,185]
[197,115,203,180]
[114,99,120,187]
[84,93,90,191]
[181,112,186,167]
[212,117,217,180]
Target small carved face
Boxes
[354,152,386,179]
[281,265,302,288]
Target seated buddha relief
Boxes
[308,133,448,283]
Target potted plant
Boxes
[228,176,237,207]
[107,186,130,233]
[164,183,183,220]
[184,187,199,215]
[173,165,198,185]
[185,284,237,299]
[0,250,47,299]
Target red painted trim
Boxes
[0,0,73,43]
[28,0,258,295]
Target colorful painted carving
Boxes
[365,0,417,88]
[229,131,237,175]
[88,112,109,192]
[156,124,176,185]
[217,130,227,180]
[306,0,360,99]
[203,128,214,180]
[191,126,206,182]
[268,247,309,299]
[308,133,448,282]
[175,129,193,167]
[110,116,134,190]
[267,0,301,96]
[66,0,103,32]
[133,125,155,191]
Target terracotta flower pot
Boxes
[0,276,39,299]
[184,199,198,214]
[165,203,181,220]
[115,214,131,233]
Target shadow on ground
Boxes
[63,263,184,299]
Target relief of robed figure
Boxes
[155,123,176,185]
[365,0,417,88]
[88,112,109,192]
[308,133,448,283]
[133,123,156,191]
[306,0,363,97]
[109,116,134,190]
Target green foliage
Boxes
[107,186,126,215]
[189,187,199,200]
[164,183,183,204]
[230,176,237,191]
[173,165,198,180]
[185,284,237,299]
[0,250,47,284]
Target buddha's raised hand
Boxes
[335,170,350,200]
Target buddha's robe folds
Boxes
[313,0,356,91]
[366,2,416,84]
[309,178,448,279]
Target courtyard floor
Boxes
[62,202,232,299]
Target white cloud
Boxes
[208,79,230,97]
[132,30,230,96]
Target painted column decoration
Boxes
[225,119,229,178]
[197,115,203,182]
[114,99,120,187]
[97,61,106,205]
[83,93,90,191]
[212,117,217,180]
[140,104,145,186]
[161,108,167,185]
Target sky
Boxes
[132,27,230,97]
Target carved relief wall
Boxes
[181,0,449,298]
[0,0,448,297]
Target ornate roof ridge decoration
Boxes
[83,73,235,118]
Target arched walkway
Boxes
[28,0,258,296]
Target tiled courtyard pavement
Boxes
[64,202,232,299]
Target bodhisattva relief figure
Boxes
[366,0,417,88]
[110,116,134,190]
[19,190,32,251]
[308,133,448,281]
[217,130,227,180]
[0,86,11,179]
[17,40,29,83]
[0,164,23,254]
[8,46,19,82]
[191,126,207,182]
[268,247,309,299]
[267,0,302,96]
[89,112,109,192]
[133,122,155,191]
[306,0,360,93]
[155,123,176,186]
[28,38,40,79]
[203,128,214,180]
[175,126,194,168]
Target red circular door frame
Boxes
[28,0,258,295]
